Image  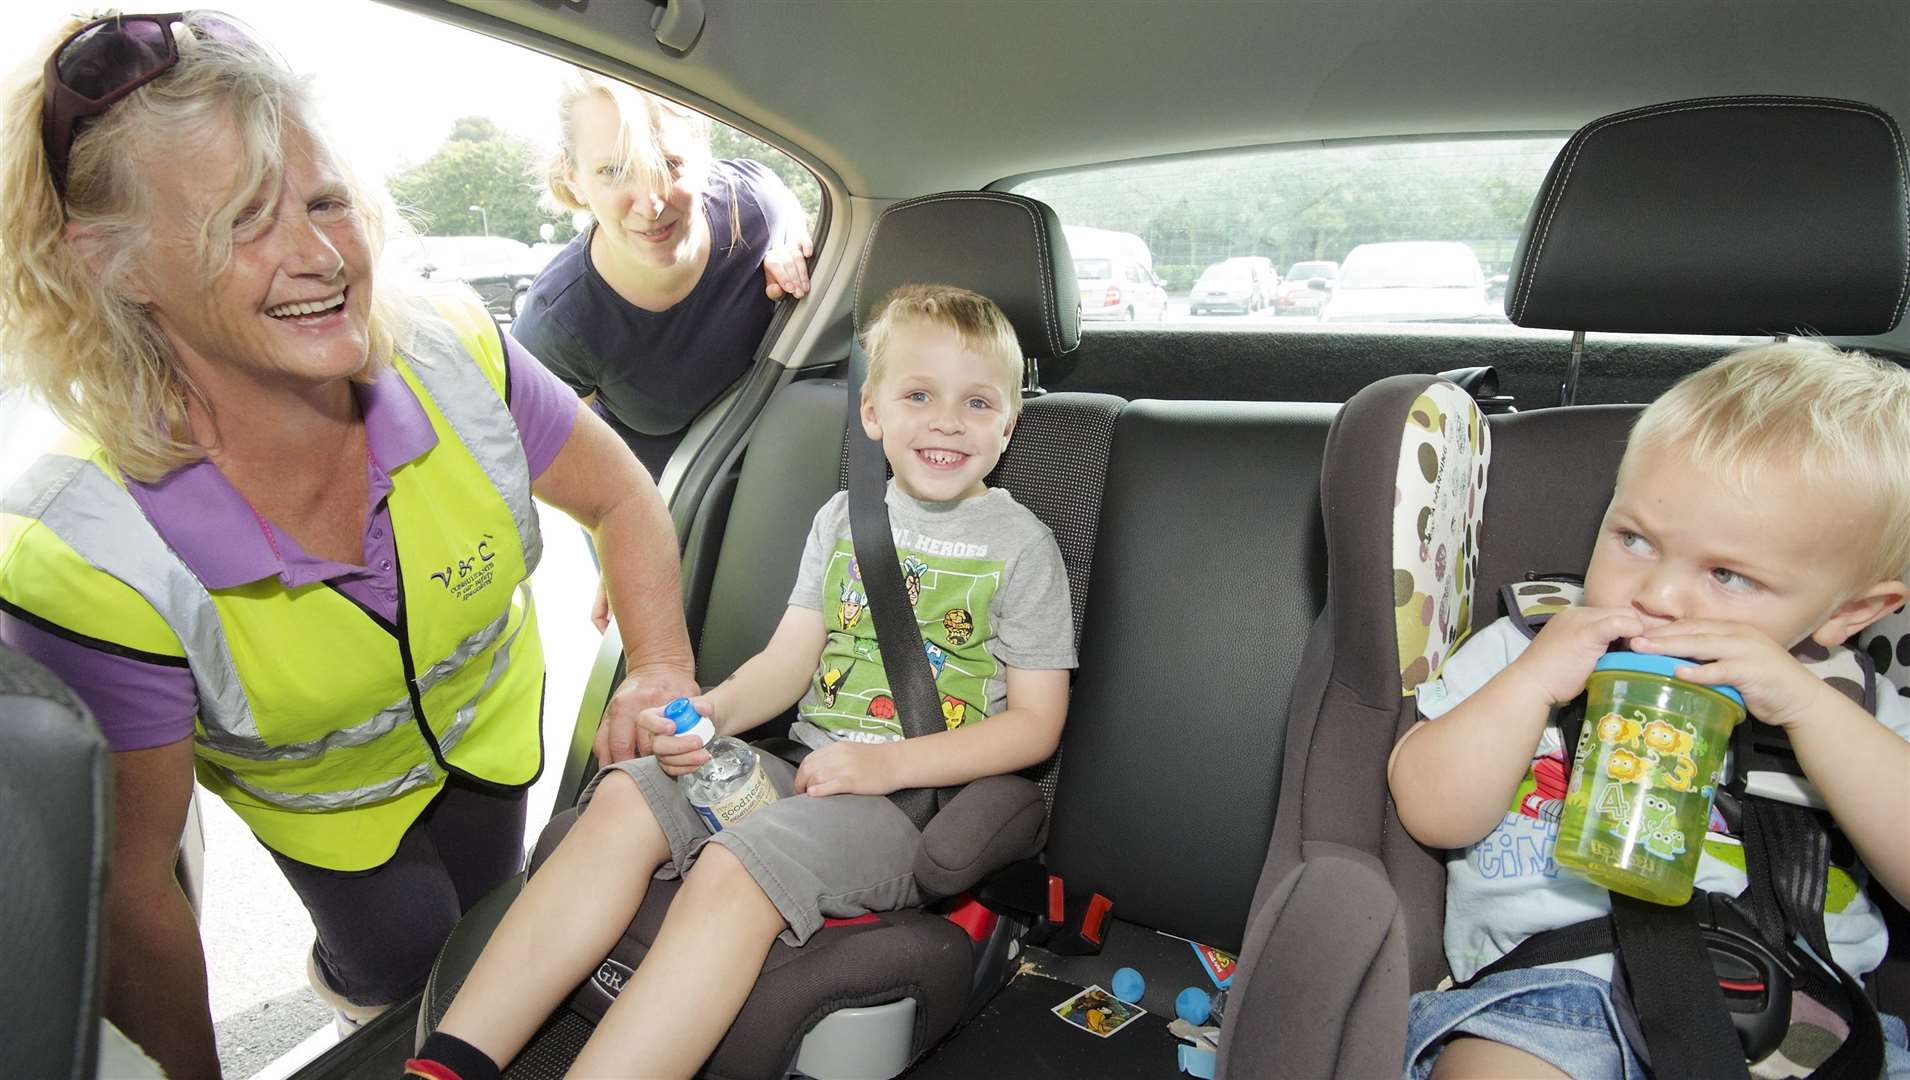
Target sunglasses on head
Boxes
[40,10,248,200]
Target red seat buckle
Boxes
[944,894,999,943]
[1047,874,1065,924]
[1080,893,1112,946]
[822,913,882,928]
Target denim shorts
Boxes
[1405,967,1650,1080]
[1406,967,1910,1080]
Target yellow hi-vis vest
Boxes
[0,295,546,870]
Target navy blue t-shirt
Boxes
[514,158,792,477]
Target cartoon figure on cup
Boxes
[1594,709,1643,748]
[1602,747,1647,784]
[0,13,697,1076]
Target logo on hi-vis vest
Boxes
[429,533,498,601]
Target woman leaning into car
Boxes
[0,13,697,1077]
[513,73,812,483]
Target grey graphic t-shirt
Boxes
[787,481,1075,745]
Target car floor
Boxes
[906,918,1228,1078]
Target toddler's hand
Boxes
[644,694,718,777]
[793,741,901,797]
[1507,605,1647,706]
[1630,620,1833,729]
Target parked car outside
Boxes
[1317,240,1495,323]
[1066,224,1167,322]
[381,235,558,322]
[1275,259,1339,313]
[1190,258,1272,315]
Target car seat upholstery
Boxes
[2,643,111,1080]
[421,192,1123,1079]
[1220,95,1910,1079]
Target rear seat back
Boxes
[1046,400,1332,949]
[693,379,847,698]
[695,392,1337,957]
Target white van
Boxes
[1318,240,1494,323]
[1065,224,1168,322]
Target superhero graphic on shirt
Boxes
[801,540,1001,742]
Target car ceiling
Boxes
[422,0,1909,198]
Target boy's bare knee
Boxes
[685,843,753,890]
[576,772,667,857]
[586,770,643,814]
[683,844,781,925]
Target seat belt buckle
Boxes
[1696,893,1794,1062]
[1046,888,1114,956]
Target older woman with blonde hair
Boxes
[0,12,699,1076]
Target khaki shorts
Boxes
[582,752,927,945]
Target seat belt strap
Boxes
[846,336,945,830]
[1609,892,1753,1078]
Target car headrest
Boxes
[853,192,1081,360]
[1506,95,1910,336]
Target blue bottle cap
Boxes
[1593,651,1744,709]
[662,696,703,735]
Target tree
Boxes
[707,125,821,228]
[1018,138,1558,279]
[389,117,575,245]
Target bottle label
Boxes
[692,760,779,833]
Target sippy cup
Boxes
[1553,652,1744,905]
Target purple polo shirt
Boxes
[0,333,577,751]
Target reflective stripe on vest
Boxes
[0,298,544,858]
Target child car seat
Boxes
[1220,95,1910,1078]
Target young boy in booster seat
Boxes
[409,284,1076,1080]
[1389,342,1910,1079]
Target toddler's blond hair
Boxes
[1628,340,1910,583]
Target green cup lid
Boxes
[1593,651,1745,709]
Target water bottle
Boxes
[663,697,779,833]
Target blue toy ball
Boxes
[1176,986,1212,1025]
[1110,966,1145,1004]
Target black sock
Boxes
[406,1031,501,1080]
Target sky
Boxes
[9,1,581,182]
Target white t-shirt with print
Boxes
[1417,616,1910,983]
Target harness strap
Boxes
[1495,687,1879,1079]
[846,335,950,830]
[1739,796,1833,961]
[1610,892,1752,1078]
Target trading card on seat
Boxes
[1052,984,1146,1038]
